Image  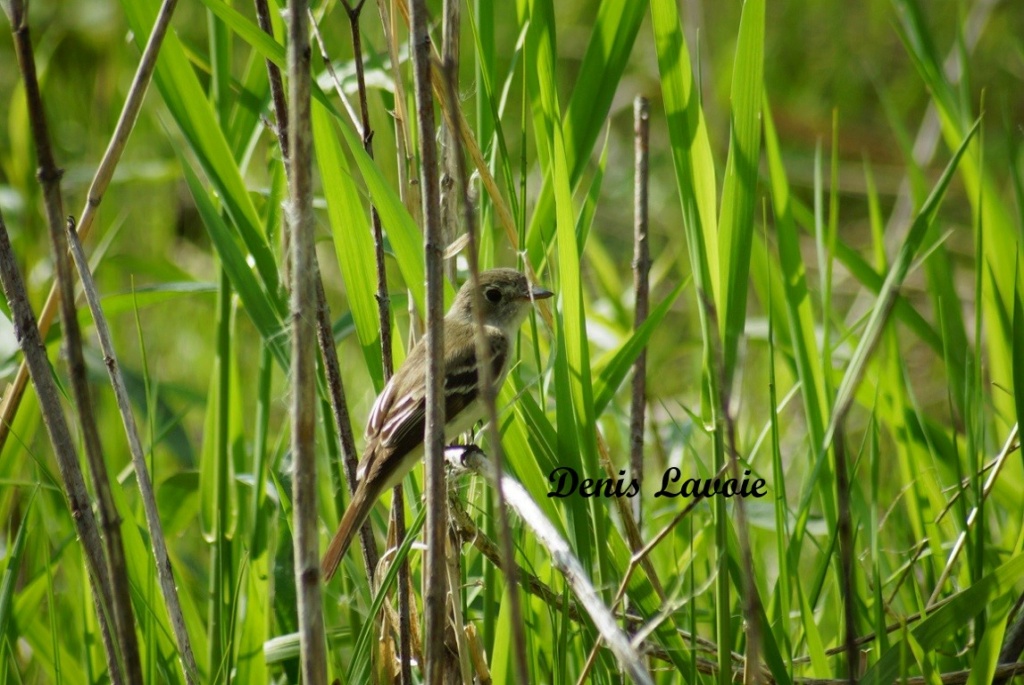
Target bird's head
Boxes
[450,268,553,335]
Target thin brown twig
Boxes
[790,591,956,666]
[307,12,361,134]
[630,96,651,529]
[390,0,553,330]
[5,2,132,680]
[389,484,414,684]
[313,275,380,579]
[407,0,447,682]
[252,0,291,306]
[66,221,200,684]
[445,525,475,684]
[0,210,122,684]
[934,452,1005,524]
[442,59,530,685]
[373,0,418,223]
[0,0,180,455]
[448,494,584,622]
[437,0,461,283]
[455,493,729,666]
[387,486,414,684]
[285,0,328,681]
[377,530,426,665]
[334,0,394,387]
[325,2,411,677]
[258,0,379,580]
[54,216,144,684]
[302,27,363,505]
[254,0,289,163]
[596,435,666,600]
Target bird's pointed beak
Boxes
[529,285,554,301]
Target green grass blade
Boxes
[765,97,827,444]
[180,160,289,368]
[110,469,208,681]
[331,108,456,314]
[517,0,557,189]
[550,312,593,563]
[0,488,36,639]
[196,0,285,73]
[234,552,270,685]
[650,0,719,304]
[14,570,86,684]
[765,270,794,669]
[501,378,568,534]
[826,118,980,445]
[833,238,943,353]
[964,597,1010,684]
[796,580,830,677]
[466,3,525,225]
[524,0,647,266]
[120,0,281,301]
[862,552,1024,683]
[201,273,239,680]
[226,48,271,163]
[1013,271,1024,442]
[574,126,610,259]
[894,0,1019,426]
[762,99,836,537]
[312,101,385,390]
[593,282,685,416]
[548,71,605,583]
[718,0,765,378]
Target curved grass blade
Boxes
[120,0,281,301]
[332,109,456,314]
[181,160,289,369]
[826,118,980,447]
[593,282,685,416]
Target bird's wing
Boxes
[366,326,508,463]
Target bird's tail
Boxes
[321,490,373,581]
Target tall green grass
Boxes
[0,0,1022,682]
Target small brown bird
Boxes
[321,268,553,580]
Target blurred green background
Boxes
[2,0,1021,414]
[2,0,1023,682]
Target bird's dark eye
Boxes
[485,287,502,303]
